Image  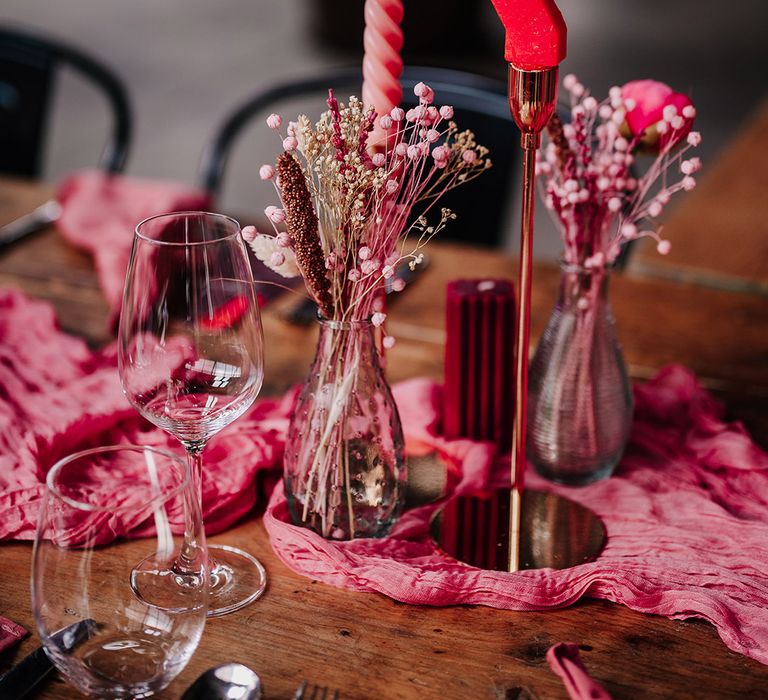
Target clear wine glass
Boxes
[32,445,208,699]
[118,211,266,617]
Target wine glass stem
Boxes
[183,441,206,510]
[178,440,215,573]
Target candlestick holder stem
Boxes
[507,65,558,572]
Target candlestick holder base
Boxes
[431,488,606,571]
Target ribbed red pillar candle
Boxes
[441,279,516,569]
[444,279,516,452]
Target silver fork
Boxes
[293,680,340,699]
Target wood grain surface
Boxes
[1,173,767,699]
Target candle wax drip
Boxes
[490,0,567,70]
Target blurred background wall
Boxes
[1,0,766,256]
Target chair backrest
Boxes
[0,25,132,177]
[199,66,518,247]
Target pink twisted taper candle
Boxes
[362,0,404,144]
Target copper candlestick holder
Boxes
[431,65,607,573]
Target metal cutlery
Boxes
[0,618,97,699]
[181,663,262,700]
[0,199,61,248]
[293,680,340,700]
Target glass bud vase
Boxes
[284,319,407,539]
[527,264,633,485]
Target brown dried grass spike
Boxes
[276,152,334,318]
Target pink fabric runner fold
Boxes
[546,643,612,700]
[2,288,768,667]
[55,170,211,317]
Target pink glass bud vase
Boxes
[284,318,407,539]
[527,264,633,485]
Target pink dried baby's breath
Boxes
[432,145,449,161]
[258,86,490,323]
[413,82,434,104]
[621,222,637,238]
[662,105,678,122]
[265,206,286,223]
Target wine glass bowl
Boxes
[32,446,207,699]
[118,212,267,616]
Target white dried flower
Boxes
[249,234,300,278]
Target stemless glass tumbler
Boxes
[118,212,266,617]
[32,446,207,699]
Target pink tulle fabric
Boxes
[0,616,27,654]
[546,643,612,700]
[0,289,282,542]
[2,288,768,667]
[55,170,211,316]
[265,370,768,667]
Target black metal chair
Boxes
[199,66,517,248]
[0,25,132,177]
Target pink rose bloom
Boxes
[621,80,694,150]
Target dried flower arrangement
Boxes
[244,82,490,339]
[244,83,490,539]
[526,76,704,485]
[537,76,702,268]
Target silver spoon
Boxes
[181,663,262,700]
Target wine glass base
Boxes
[206,543,267,618]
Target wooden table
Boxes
[1,162,767,698]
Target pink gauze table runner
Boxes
[2,289,768,666]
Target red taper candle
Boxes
[490,0,566,70]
